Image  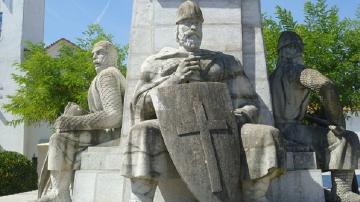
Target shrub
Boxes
[0,151,37,196]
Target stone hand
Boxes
[63,102,85,116]
[233,105,259,124]
[329,125,346,137]
[233,108,252,124]
[174,57,201,82]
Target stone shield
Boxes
[151,82,242,202]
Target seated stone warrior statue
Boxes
[36,41,126,202]
[270,31,360,202]
[121,1,285,202]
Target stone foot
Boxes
[130,178,157,202]
[330,170,360,202]
[336,191,360,202]
[35,190,71,202]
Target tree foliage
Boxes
[263,0,360,112]
[3,24,127,126]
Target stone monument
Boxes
[121,1,285,201]
[269,31,360,202]
[36,41,126,202]
[72,0,283,201]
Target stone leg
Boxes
[329,170,360,202]
[130,178,157,202]
[37,170,73,202]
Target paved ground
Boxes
[0,190,37,202]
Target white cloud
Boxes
[94,0,112,24]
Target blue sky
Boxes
[44,0,359,46]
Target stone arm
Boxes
[132,69,182,121]
[299,68,345,128]
[227,59,259,123]
[55,69,123,131]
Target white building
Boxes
[0,0,51,159]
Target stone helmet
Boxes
[277,31,304,52]
[176,0,204,24]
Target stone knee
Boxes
[130,178,157,202]
[241,124,286,179]
[48,133,73,171]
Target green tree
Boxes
[3,24,127,126]
[263,0,360,113]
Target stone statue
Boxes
[121,1,285,201]
[270,31,360,202]
[36,41,126,202]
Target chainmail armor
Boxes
[56,67,123,131]
[300,68,345,127]
[299,68,332,94]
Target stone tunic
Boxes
[47,67,126,171]
[121,47,285,181]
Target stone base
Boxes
[268,170,325,202]
[72,146,128,202]
[72,146,196,202]
[73,170,130,202]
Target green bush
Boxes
[0,151,37,196]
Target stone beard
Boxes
[177,25,202,51]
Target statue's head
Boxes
[92,40,118,73]
[176,0,204,52]
[278,31,304,59]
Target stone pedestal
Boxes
[72,146,196,202]
[268,170,325,202]
[72,147,129,202]
[268,152,325,202]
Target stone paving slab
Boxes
[0,190,37,202]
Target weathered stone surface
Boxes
[240,123,286,180]
[37,41,125,202]
[270,31,360,201]
[73,146,197,202]
[80,151,122,170]
[120,1,282,201]
[242,0,273,125]
[268,170,325,202]
[122,0,273,145]
[152,83,242,202]
[73,171,129,202]
[286,152,317,170]
[36,143,48,175]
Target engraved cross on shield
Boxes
[151,82,242,202]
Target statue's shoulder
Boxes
[199,49,240,64]
[97,67,124,80]
[141,47,180,72]
[99,66,120,75]
[211,51,243,73]
[145,47,179,62]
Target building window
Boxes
[0,12,3,37]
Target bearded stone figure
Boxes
[36,41,126,202]
[121,1,285,201]
[270,31,360,202]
